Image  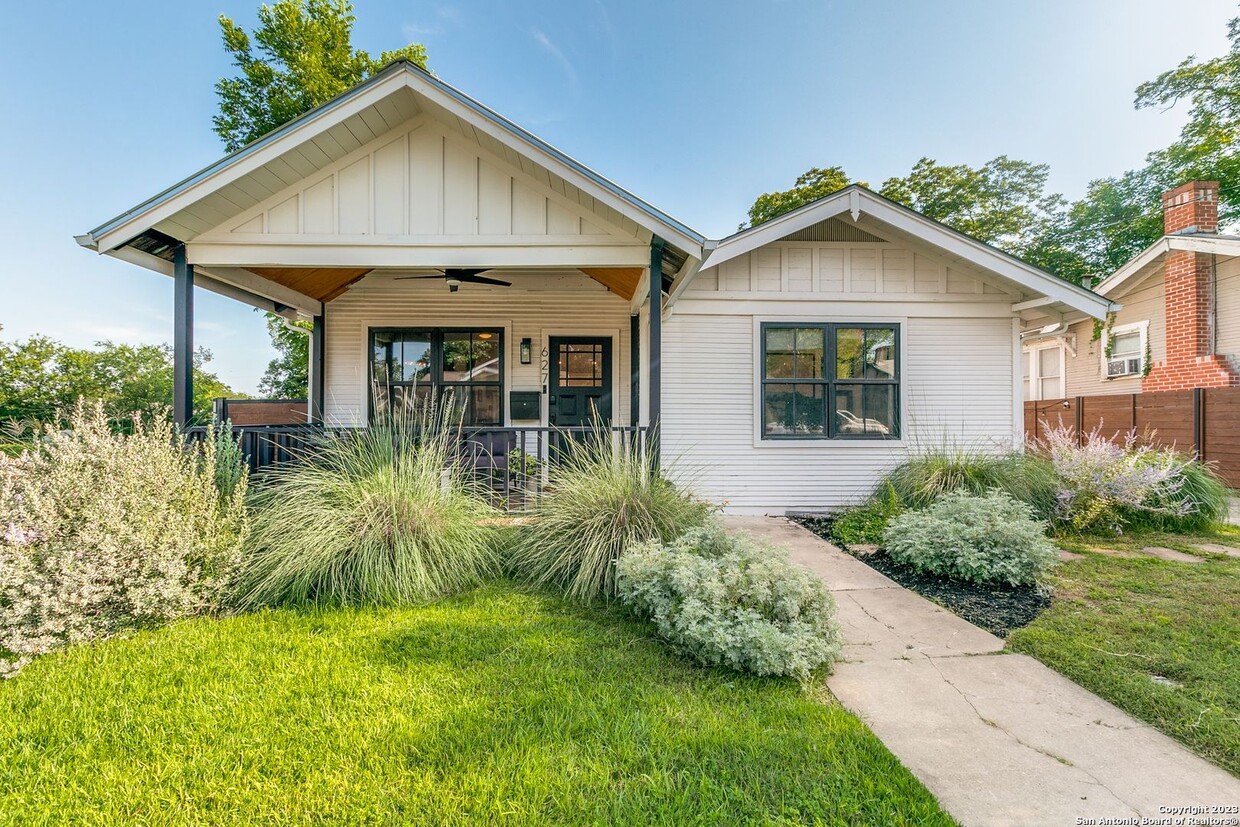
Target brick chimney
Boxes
[1142,181,1239,391]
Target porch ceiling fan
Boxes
[394,268,511,292]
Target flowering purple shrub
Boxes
[1038,425,1200,534]
[0,403,248,675]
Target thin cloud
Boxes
[530,28,578,90]
[403,6,462,39]
[590,0,618,64]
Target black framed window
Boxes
[370,328,503,425]
[761,322,899,439]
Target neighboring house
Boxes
[1022,180,1240,400]
[76,61,1109,514]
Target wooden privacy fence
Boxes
[1024,387,1240,487]
[213,398,307,426]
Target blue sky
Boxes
[0,0,1233,394]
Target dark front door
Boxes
[548,336,612,428]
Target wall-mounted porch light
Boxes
[520,337,532,364]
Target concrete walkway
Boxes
[724,517,1240,827]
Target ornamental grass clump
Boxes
[235,403,499,608]
[617,523,840,680]
[884,444,1059,522]
[510,425,712,601]
[1039,425,1224,534]
[882,490,1058,587]
[0,402,248,675]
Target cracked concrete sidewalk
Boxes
[724,516,1240,827]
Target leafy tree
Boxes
[743,167,855,230]
[742,156,1070,274]
[214,0,429,151]
[215,0,429,393]
[0,329,235,427]
[258,313,311,398]
[1039,14,1240,279]
[878,156,1062,251]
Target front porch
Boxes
[76,62,708,489]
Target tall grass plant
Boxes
[235,402,498,608]
[510,426,712,601]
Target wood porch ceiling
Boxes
[247,266,641,303]
[579,267,642,301]
[248,267,373,303]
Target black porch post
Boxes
[649,237,664,472]
[629,313,640,427]
[309,310,325,424]
[173,245,194,428]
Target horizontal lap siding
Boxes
[324,272,632,427]
[1061,277,1164,396]
[662,313,1015,514]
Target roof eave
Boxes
[80,59,703,262]
[690,185,1112,320]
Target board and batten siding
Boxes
[666,238,1020,514]
[323,271,633,427]
[686,241,1011,299]
[194,116,643,247]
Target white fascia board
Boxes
[88,62,703,266]
[852,194,1112,320]
[186,242,650,270]
[1094,238,1170,296]
[666,240,717,306]
[104,247,314,315]
[1167,234,1240,256]
[698,190,854,273]
[90,73,411,253]
[107,245,173,277]
[691,186,1112,320]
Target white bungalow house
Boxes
[76,60,1112,514]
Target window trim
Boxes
[758,321,902,442]
[367,326,505,425]
[1098,320,1148,380]
[1022,341,1066,401]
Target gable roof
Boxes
[675,185,1115,320]
[77,59,704,262]
[1094,232,1240,297]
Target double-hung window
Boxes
[761,322,900,439]
[370,328,503,425]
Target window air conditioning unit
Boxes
[1106,357,1141,378]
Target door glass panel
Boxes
[558,343,604,388]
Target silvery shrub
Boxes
[616,524,840,681]
[882,489,1057,587]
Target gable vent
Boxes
[784,217,886,243]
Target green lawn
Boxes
[0,583,953,826]
[1009,531,1240,776]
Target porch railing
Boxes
[187,424,649,511]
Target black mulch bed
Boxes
[791,516,1052,638]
